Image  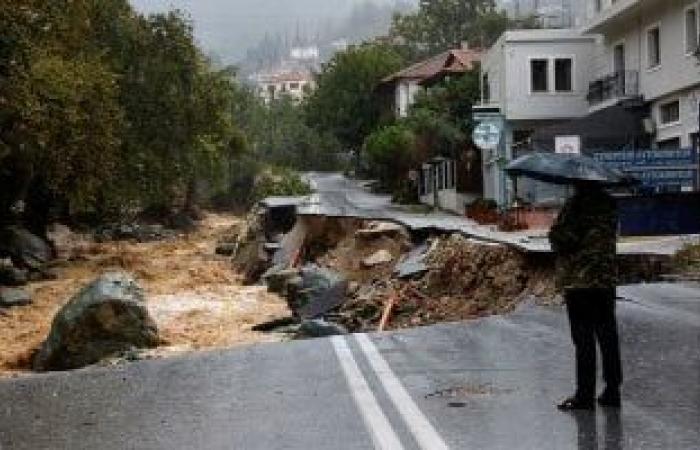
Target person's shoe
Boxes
[597,389,621,408]
[557,396,595,411]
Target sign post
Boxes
[472,106,508,207]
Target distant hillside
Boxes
[129,0,416,63]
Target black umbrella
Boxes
[505,152,638,186]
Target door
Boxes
[613,43,626,95]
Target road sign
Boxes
[472,122,501,151]
[555,135,581,154]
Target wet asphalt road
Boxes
[1,283,699,450]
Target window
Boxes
[289,82,300,90]
[554,58,573,92]
[594,0,602,13]
[531,59,549,92]
[659,101,680,125]
[686,7,699,55]
[647,26,660,68]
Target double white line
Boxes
[331,335,449,450]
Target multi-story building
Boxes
[478,29,599,206]
[583,0,700,149]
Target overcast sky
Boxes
[129,0,408,62]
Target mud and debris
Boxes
[248,212,559,334]
[0,214,289,377]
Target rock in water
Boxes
[0,288,32,308]
[33,272,159,371]
[0,226,52,271]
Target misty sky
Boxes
[129,0,409,63]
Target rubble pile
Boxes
[333,233,557,332]
[423,235,530,308]
[318,221,410,284]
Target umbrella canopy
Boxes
[505,152,637,186]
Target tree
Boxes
[390,0,511,56]
[364,123,417,191]
[0,0,241,226]
[304,43,405,154]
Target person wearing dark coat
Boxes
[549,183,623,410]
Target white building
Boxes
[256,70,314,105]
[582,0,700,149]
[479,29,599,206]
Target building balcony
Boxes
[587,71,639,107]
[582,0,643,33]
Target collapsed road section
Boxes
[223,194,557,335]
[216,172,680,337]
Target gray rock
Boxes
[0,288,32,308]
[33,272,159,372]
[0,226,52,271]
[0,264,28,287]
[287,265,348,319]
[297,319,348,338]
[263,266,300,295]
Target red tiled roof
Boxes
[381,49,481,85]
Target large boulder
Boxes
[286,265,348,319]
[33,272,159,371]
[0,226,52,271]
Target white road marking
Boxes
[331,336,405,450]
[355,334,450,450]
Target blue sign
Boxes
[593,148,699,192]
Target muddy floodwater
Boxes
[0,214,290,376]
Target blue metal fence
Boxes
[593,148,699,193]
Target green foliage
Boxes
[361,69,482,196]
[407,70,481,158]
[231,87,343,173]
[390,0,507,55]
[251,167,313,203]
[0,0,244,224]
[364,124,417,191]
[304,43,405,152]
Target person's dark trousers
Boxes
[565,288,623,401]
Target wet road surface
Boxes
[1,282,698,449]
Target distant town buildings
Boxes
[255,70,315,104]
[252,41,320,105]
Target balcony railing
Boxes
[587,71,639,106]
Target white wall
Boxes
[395,80,423,118]
[483,31,598,121]
[588,0,700,147]
[590,0,699,101]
